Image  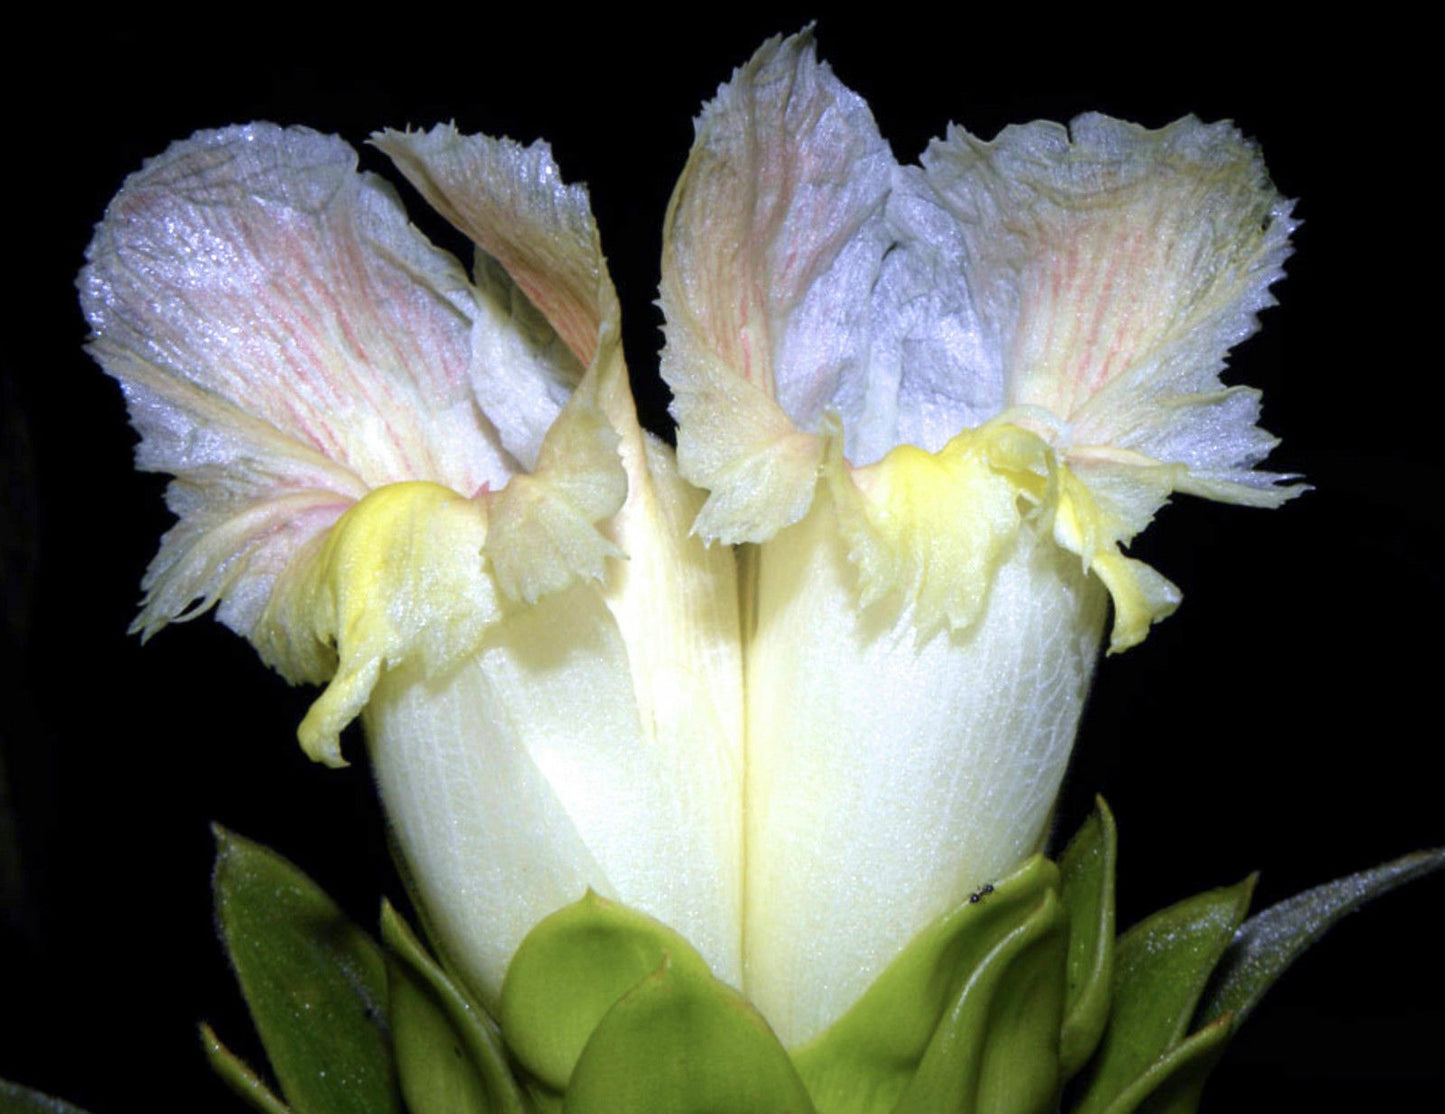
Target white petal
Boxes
[743,496,1107,1046]
[109,360,364,643]
[660,29,895,541]
[599,433,747,982]
[486,361,627,604]
[921,113,1300,510]
[845,164,1008,464]
[465,253,584,473]
[366,571,744,1010]
[374,125,636,596]
[373,125,616,374]
[81,124,514,646]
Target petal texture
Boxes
[370,129,748,994]
[661,30,895,541]
[374,125,617,373]
[82,124,628,756]
[743,497,1107,1046]
[663,34,1300,646]
[915,113,1301,642]
[81,124,509,645]
[921,112,1302,508]
[367,442,746,1007]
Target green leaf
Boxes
[1096,1016,1234,1114]
[0,1080,95,1114]
[212,827,398,1114]
[1070,876,1254,1114]
[1198,846,1445,1027]
[892,889,1069,1114]
[499,890,714,1093]
[563,956,816,1114]
[793,855,1059,1114]
[201,1024,293,1114]
[381,903,526,1114]
[1057,797,1117,1078]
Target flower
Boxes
[80,28,1299,1062]
[80,123,747,1011]
[660,31,1299,1045]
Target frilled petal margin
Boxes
[660,31,895,545]
[917,110,1303,645]
[662,30,1301,649]
[80,124,628,764]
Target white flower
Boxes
[660,31,1299,1045]
[80,123,746,1010]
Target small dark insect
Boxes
[968,883,996,904]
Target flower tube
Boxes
[661,31,1300,1046]
[79,123,745,1008]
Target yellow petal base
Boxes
[256,481,501,765]
[838,421,1178,649]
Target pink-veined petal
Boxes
[80,124,514,654]
[922,112,1302,523]
[660,29,895,542]
[373,125,634,589]
[373,125,615,375]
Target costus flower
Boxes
[79,27,1300,1073]
[661,32,1300,1045]
[79,123,747,1011]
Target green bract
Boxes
[10,806,1422,1114]
[562,953,815,1114]
[383,903,524,1114]
[500,891,716,1092]
[794,855,1065,1114]
[1057,800,1117,1076]
[211,827,399,1114]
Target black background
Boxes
[4,11,1441,1111]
